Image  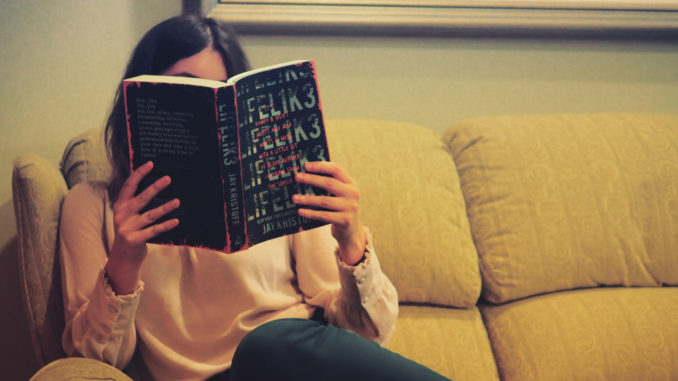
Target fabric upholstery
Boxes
[12,127,109,367]
[12,153,69,366]
[18,114,676,381]
[30,357,132,381]
[60,126,110,187]
[480,287,678,381]
[327,119,481,307]
[444,114,678,303]
[387,305,499,381]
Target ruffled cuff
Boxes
[89,268,143,344]
[335,227,379,307]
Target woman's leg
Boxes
[230,318,451,381]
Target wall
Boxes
[239,35,678,134]
[1,1,677,378]
[0,1,180,380]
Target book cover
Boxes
[123,60,330,253]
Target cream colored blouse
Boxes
[59,182,398,381]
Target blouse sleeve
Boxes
[289,224,399,344]
[59,182,140,369]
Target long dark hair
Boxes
[105,16,250,200]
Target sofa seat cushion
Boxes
[444,114,678,303]
[480,287,678,381]
[387,305,499,381]
[327,119,480,307]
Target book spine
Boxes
[217,86,248,252]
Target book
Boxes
[123,60,330,253]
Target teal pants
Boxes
[211,317,451,381]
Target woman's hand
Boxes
[293,161,366,265]
[105,161,180,294]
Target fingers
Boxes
[132,175,172,212]
[294,161,365,263]
[115,217,180,252]
[294,166,358,199]
[115,198,181,248]
[292,193,354,213]
[301,161,354,185]
[114,174,172,224]
[118,161,154,201]
[293,161,360,227]
[295,204,355,227]
[112,161,180,247]
[129,198,181,231]
[132,217,180,244]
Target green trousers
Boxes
[211,317,452,381]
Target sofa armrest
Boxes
[12,153,69,365]
[30,357,132,381]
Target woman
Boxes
[60,15,450,381]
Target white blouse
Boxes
[59,181,398,381]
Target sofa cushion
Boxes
[480,287,678,381]
[60,127,110,188]
[31,357,132,381]
[444,114,678,303]
[388,305,499,381]
[327,119,480,307]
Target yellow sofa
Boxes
[13,114,678,380]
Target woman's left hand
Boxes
[293,161,366,265]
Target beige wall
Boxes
[1,1,677,378]
[240,35,678,134]
[0,1,181,379]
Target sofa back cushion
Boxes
[444,114,678,303]
[60,127,110,188]
[54,120,481,308]
[328,120,481,307]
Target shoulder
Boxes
[65,181,108,201]
[62,181,109,220]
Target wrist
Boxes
[337,230,367,266]
[104,255,142,295]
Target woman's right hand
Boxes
[104,161,180,294]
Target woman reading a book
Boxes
[59,15,450,381]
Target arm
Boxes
[292,162,399,343]
[60,162,180,368]
[59,182,140,368]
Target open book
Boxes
[123,60,330,253]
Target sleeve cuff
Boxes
[335,227,380,304]
[89,269,143,341]
[335,226,373,272]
